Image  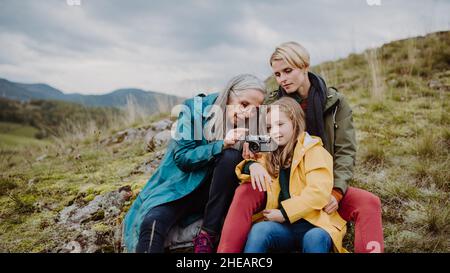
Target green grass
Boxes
[0,121,39,137]
[0,110,171,252]
[0,31,449,252]
[311,31,450,252]
[0,122,51,149]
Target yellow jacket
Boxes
[235,132,348,253]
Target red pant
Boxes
[217,184,384,253]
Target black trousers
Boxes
[136,148,243,253]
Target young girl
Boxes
[236,97,347,253]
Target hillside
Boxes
[0,97,124,139]
[0,78,185,115]
[0,31,449,253]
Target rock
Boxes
[36,154,47,162]
[33,201,55,212]
[58,187,132,229]
[165,219,203,250]
[122,128,140,142]
[428,79,442,89]
[111,130,128,144]
[60,241,82,253]
[147,130,172,151]
[99,119,172,148]
[101,128,146,146]
[27,178,38,187]
[133,151,165,174]
[65,147,75,155]
[58,204,79,228]
[144,129,156,152]
[56,186,133,253]
[132,160,153,174]
[151,119,173,131]
[118,185,133,201]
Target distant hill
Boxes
[0,79,185,115]
[0,97,122,138]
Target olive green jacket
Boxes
[322,86,357,194]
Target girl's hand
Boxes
[224,128,248,149]
[323,195,339,214]
[263,209,285,223]
[242,142,262,160]
[249,163,271,192]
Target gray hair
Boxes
[206,74,267,142]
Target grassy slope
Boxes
[0,31,449,252]
[318,31,449,252]
[0,114,167,252]
[267,31,449,252]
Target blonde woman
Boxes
[218,42,384,253]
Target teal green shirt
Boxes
[243,162,291,221]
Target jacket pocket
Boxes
[330,215,347,231]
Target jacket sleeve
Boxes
[332,95,357,194]
[172,99,224,172]
[280,146,333,223]
[235,156,267,184]
[235,159,256,184]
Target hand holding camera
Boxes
[223,128,248,149]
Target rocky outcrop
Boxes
[57,186,132,253]
[54,117,196,253]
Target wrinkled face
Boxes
[271,59,307,94]
[266,110,294,147]
[226,89,265,126]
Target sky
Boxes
[0,0,449,97]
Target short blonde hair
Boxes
[270,41,310,69]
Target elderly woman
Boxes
[122,74,267,253]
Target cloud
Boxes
[0,0,448,97]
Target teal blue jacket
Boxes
[122,93,223,252]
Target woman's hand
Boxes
[263,209,285,223]
[249,162,271,192]
[242,142,262,160]
[223,128,248,149]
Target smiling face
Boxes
[266,110,294,147]
[271,59,308,95]
[226,89,265,126]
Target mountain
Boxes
[0,78,185,114]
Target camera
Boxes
[242,135,278,153]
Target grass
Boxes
[0,106,169,252]
[0,121,40,138]
[362,143,386,167]
[0,31,449,252]
[312,31,450,252]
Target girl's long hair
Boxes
[266,97,306,177]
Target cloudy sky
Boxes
[0,0,449,97]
